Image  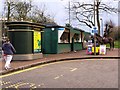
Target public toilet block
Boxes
[6,21,45,60]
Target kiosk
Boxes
[6,21,45,60]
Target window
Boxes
[60,32,69,43]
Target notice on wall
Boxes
[100,45,106,55]
[34,31,41,53]
[58,28,65,43]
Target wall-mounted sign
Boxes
[58,28,65,43]
[34,31,41,53]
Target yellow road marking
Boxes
[0,60,77,78]
[4,81,38,89]
[0,63,50,78]
[6,82,23,88]
[0,59,114,78]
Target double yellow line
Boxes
[0,63,51,78]
[0,60,77,78]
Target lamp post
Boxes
[60,0,71,25]
[100,18,103,37]
[68,1,71,25]
[94,0,96,55]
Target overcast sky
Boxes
[32,0,118,32]
[0,0,119,32]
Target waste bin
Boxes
[99,45,106,55]
[92,46,100,54]
[86,45,92,54]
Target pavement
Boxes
[0,48,119,75]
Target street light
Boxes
[0,17,7,37]
[68,1,71,25]
[94,0,96,55]
[60,0,71,25]
[100,18,103,37]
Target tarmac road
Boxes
[0,59,118,89]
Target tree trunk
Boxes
[7,2,10,21]
[96,1,100,35]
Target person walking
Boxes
[2,38,16,70]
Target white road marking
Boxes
[54,74,63,80]
[70,68,77,72]
[38,83,44,87]
[54,76,60,79]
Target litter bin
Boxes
[99,45,106,55]
[92,46,100,55]
[86,45,92,54]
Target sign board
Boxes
[99,45,106,55]
[92,47,100,54]
[86,45,92,54]
[91,26,98,35]
[34,31,41,53]
[58,28,65,43]
[88,40,92,43]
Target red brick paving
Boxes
[0,48,119,74]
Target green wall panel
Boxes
[8,31,33,54]
[42,28,58,54]
[57,43,71,53]
[9,26,32,30]
[74,42,83,51]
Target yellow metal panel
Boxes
[92,47,100,53]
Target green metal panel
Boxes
[74,42,83,51]
[9,26,32,30]
[57,43,71,53]
[42,28,58,54]
[8,31,33,54]
[71,37,74,51]
[42,29,52,53]
[84,32,91,35]
[70,28,81,34]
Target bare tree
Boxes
[29,5,47,23]
[112,26,120,40]
[104,20,118,39]
[3,0,32,21]
[29,4,56,24]
[70,0,118,35]
[13,0,32,21]
[4,0,17,21]
[3,0,56,24]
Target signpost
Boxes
[92,27,98,55]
